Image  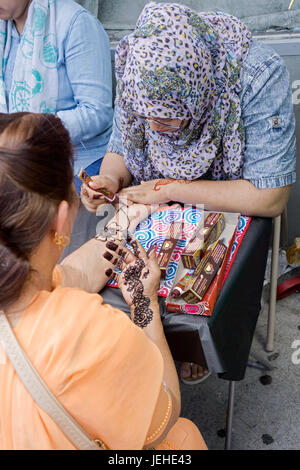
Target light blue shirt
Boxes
[4,0,113,174]
[107,40,296,190]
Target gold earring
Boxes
[53,232,70,250]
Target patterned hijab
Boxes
[115,2,252,184]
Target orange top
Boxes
[0,267,171,450]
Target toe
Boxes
[180,362,192,379]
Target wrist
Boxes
[130,294,161,329]
[129,294,159,311]
[98,173,120,192]
[161,182,172,204]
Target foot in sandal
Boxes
[180,362,211,385]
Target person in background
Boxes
[0,0,113,190]
[81,2,296,384]
[0,112,207,450]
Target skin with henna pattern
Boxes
[121,239,154,328]
[123,258,153,328]
[103,238,158,329]
[153,179,194,192]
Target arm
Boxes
[120,55,296,217]
[99,151,132,189]
[81,103,132,212]
[57,202,160,292]
[56,11,113,145]
[103,238,181,444]
[120,178,291,217]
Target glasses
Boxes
[131,111,187,131]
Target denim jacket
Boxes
[4,0,113,173]
[107,40,296,189]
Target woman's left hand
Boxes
[119,179,172,205]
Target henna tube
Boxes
[181,212,225,268]
[78,167,119,203]
[182,240,227,303]
[171,270,194,298]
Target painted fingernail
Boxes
[111,272,118,282]
[118,249,125,257]
[103,251,113,261]
[106,241,118,251]
[147,246,156,256]
[105,268,113,277]
[93,195,102,200]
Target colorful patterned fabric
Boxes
[115,2,252,184]
[108,207,251,298]
[0,0,58,114]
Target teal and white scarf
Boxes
[0,0,58,113]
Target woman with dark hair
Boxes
[81,2,296,383]
[0,112,206,450]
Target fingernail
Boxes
[103,251,113,261]
[118,248,126,257]
[105,268,113,277]
[106,241,118,251]
[93,195,102,200]
[111,272,118,282]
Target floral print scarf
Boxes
[0,0,58,114]
[115,2,252,184]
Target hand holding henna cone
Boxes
[78,167,120,204]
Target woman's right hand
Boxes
[81,175,120,213]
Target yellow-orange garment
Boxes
[0,267,206,450]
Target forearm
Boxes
[163,179,290,217]
[135,299,181,419]
[100,152,132,189]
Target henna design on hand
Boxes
[142,269,150,279]
[153,179,194,192]
[124,259,153,328]
[130,239,140,258]
[113,257,124,269]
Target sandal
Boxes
[180,362,211,385]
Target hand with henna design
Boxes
[119,180,172,205]
[103,237,161,328]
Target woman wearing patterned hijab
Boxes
[114,2,251,184]
[82,2,296,382]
